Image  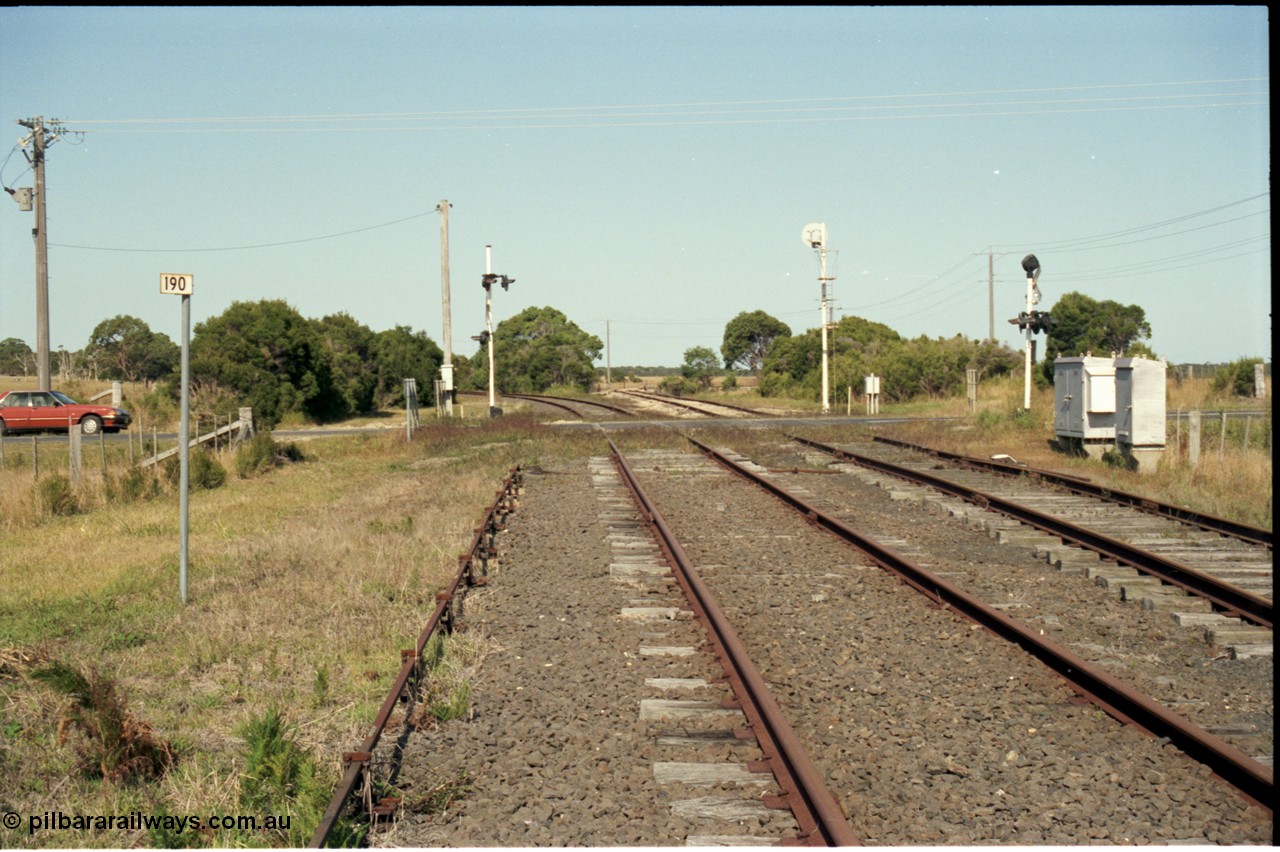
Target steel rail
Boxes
[457,389,636,418]
[688,436,1274,813]
[309,467,523,848]
[609,439,862,847]
[619,388,777,418]
[504,391,635,418]
[794,436,1273,629]
[872,435,1272,548]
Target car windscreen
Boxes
[50,391,77,405]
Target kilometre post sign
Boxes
[160,273,194,295]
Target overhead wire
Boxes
[60,78,1268,132]
[50,210,439,252]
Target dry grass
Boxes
[0,414,609,847]
[0,373,1268,847]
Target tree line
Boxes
[0,301,600,428]
[3,289,1255,426]
[673,292,1191,403]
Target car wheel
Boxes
[81,415,103,435]
[0,418,7,437]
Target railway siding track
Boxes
[791,435,1273,653]
[626,446,1271,842]
[616,389,777,419]
[346,436,1271,846]
[382,455,820,846]
[718,436,1273,762]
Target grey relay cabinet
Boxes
[1115,356,1167,473]
[1053,356,1117,458]
[1054,354,1167,472]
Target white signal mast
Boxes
[803,223,833,414]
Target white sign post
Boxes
[161,273,193,603]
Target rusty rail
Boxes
[609,439,862,846]
[309,466,523,848]
[872,435,1272,548]
[618,388,777,418]
[688,436,1273,813]
[793,435,1273,629]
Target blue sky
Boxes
[0,6,1270,370]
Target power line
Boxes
[63,78,1268,122]
[49,210,438,252]
[60,79,1268,133]
[993,193,1269,252]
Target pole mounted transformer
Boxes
[803,223,834,414]
[12,117,71,391]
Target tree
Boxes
[471,307,601,393]
[189,300,343,428]
[369,326,443,408]
[315,313,378,414]
[85,315,179,384]
[1041,292,1152,382]
[759,333,822,398]
[760,315,902,400]
[721,311,791,375]
[0,338,34,375]
[761,314,1019,403]
[681,346,720,390]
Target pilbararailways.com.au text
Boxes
[11,810,292,836]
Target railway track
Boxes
[379,446,842,846]
[872,435,1271,548]
[456,390,635,420]
[787,435,1273,643]
[616,389,779,419]
[354,436,1271,846]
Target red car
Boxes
[0,390,133,436]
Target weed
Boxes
[411,633,480,728]
[426,683,472,723]
[368,515,414,534]
[235,432,289,478]
[36,475,78,516]
[313,666,330,707]
[29,660,174,783]
[410,769,472,818]
[103,631,150,651]
[236,707,328,847]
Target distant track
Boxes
[616,389,779,419]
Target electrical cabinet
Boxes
[1115,357,1167,448]
[1054,356,1117,442]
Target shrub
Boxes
[118,466,162,502]
[237,708,336,847]
[657,376,698,396]
[234,433,305,478]
[30,661,174,783]
[190,449,227,490]
[234,433,279,478]
[36,475,78,516]
[1211,358,1264,398]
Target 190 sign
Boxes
[160,273,194,296]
